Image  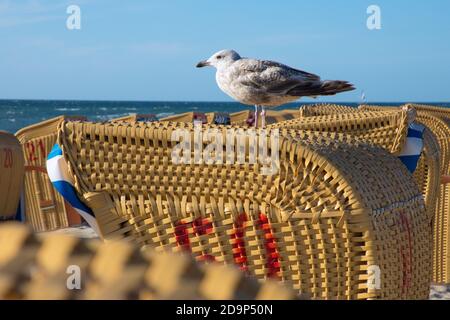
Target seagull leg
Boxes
[260,106,266,128]
[254,105,259,128]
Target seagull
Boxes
[196,49,355,127]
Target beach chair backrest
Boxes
[265,109,299,124]
[299,104,356,117]
[270,109,410,154]
[15,116,86,231]
[206,112,231,125]
[0,132,24,220]
[229,110,252,126]
[229,109,301,127]
[55,120,431,299]
[413,111,450,283]
[160,112,207,124]
[360,104,450,283]
[110,113,158,123]
[192,112,207,124]
[412,103,450,120]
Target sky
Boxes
[0,0,449,102]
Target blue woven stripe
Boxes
[52,180,94,216]
[407,128,424,139]
[398,155,421,173]
[48,143,63,159]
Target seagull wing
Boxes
[237,59,321,94]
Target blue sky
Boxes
[0,0,449,102]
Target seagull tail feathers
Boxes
[287,80,355,97]
[319,80,356,96]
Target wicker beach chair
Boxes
[415,113,450,283]
[160,112,208,124]
[15,116,86,232]
[411,106,449,284]
[411,104,450,120]
[205,112,232,125]
[0,132,25,221]
[359,104,450,283]
[53,120,431,299]
[110,113,158,123]
[298,104,356,117]
[281,107,441,218]
[230,109,300,127]
[0,223,300,300]
[269,109,410,154]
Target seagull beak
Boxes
[196,60,210,68]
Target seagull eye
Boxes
[216,55,222,59]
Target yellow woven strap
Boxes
[83,191,136,241]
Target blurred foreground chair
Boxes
[0,223,300,300]
[0,132,24,221]
[52,120,431,299]
[15,116,86,231]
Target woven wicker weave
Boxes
[412,128,441,222]
[55,120,431,299]
[360,104,450,283]
[15,116,86,231]
[0,223,300,300]
[230,109,300,127]
[298,104,442,225]
[298,104,357,117]
[283,107,440,220]
[269,109,410,154]
[0,131,24,220]
[411,104,450,120]
[411,105,450,283]
[160,112,208,124]
[110,114,158,123]
[416,114,450,283]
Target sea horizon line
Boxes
[0,98,449,104]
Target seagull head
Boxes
[196,49,241,69]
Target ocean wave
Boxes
[91,113,128,121]
[55,108,81,111]
[151,105,171,110]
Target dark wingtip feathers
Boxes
[320,80,356,95]
[286,80,355,97]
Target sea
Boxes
[0,99,448,133]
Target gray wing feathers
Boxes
[237,59,354,97]
[238,59,321,94]
[287,80,355,97]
